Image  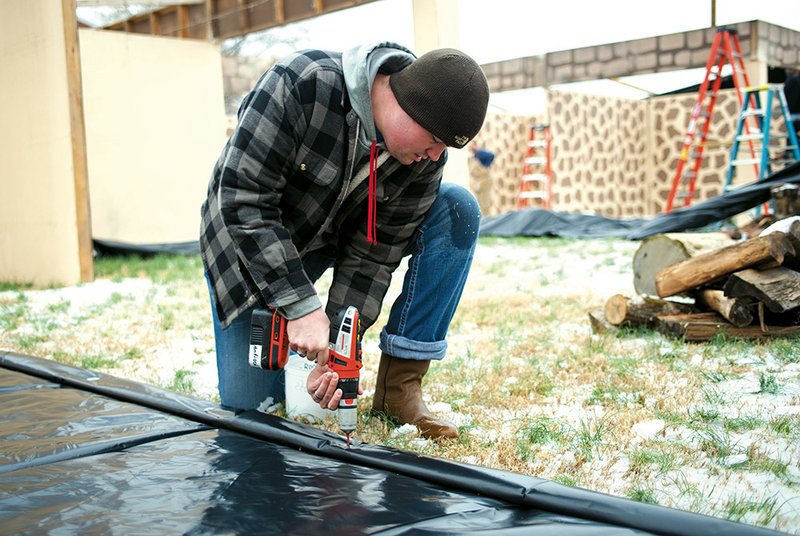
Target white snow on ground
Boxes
[3,239,799,533]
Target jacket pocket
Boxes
[293,152,339,186]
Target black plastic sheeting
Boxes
[93,238,200,257]
[0,353,782,535]
[479,162,800,241]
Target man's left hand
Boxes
[306,363,364,410]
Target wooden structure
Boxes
[102,0,380,40]
[0,0,93,286]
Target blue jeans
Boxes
[208,183,480,411]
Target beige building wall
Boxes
[0,1,89,286]
[80,29,228,245]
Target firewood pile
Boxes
[592,217,800,341]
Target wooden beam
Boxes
[237,0,249,33]
[61,0,94,282]
[103,0,380,41]
[205,0,215,40]
[178,5,189,38]
[149,12,160,35]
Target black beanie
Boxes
[389,48,489,148]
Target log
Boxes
[762,217,800,270]
[695,289,754,327]
[723,267,800,313]
[604,293,694,327]
[588,310,614,334]
[632,232,735,296]
[789,220,800,270]
[655,232,796,298]
[656,312,800,341]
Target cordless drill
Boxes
[248,306,363,441]
[327,306,363,441]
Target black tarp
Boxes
[0,352,781,535]
[479,162,800,240]
[93,238,200,257]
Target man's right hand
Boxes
[286,308,330,365]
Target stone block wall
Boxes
[221,54,276,114]
[483,21,800,94]
[548,91,650,218]
[471,88,780,218]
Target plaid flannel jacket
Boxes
[200,49,445,330]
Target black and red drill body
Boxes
[327,306,363,438]
[248,306,362,439]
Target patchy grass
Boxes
[1,238,799,534]
[93,252,204,283]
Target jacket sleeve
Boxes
[325,157,445,330]
[216,60,322,314]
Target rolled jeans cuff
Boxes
[379,327,447,361]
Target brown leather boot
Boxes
[371,353,458,439]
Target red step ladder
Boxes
[517,124,553,210]
[665,28,760,213]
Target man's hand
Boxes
[306,363,364,410]
[287,308,330,364]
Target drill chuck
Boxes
[336,376,359,434]
[337,405,357,434]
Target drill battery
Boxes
[248,308,289,370]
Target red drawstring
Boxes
[367,140,379,245]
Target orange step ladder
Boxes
[517,124,553,210]
[665,27,760,213]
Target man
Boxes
[201,42,489,439]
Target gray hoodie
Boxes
[342,42,416,162]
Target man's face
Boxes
[381,108,447,165]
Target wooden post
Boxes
[62,0,93,282]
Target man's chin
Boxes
[392,153,414,165]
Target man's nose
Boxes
[427,143,446,161]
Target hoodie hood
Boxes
[342,42,416,153]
